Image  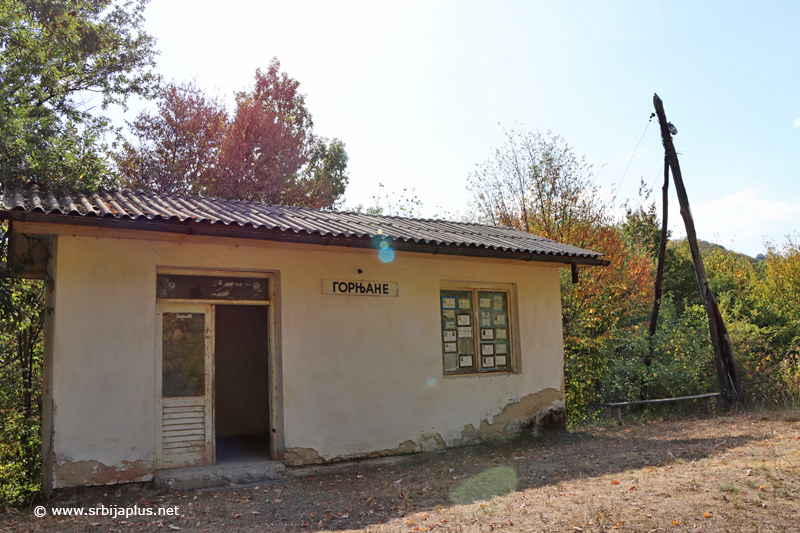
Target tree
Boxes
[469,129,607,246]
[115,59,349,208]
[622,186,662,262]
[0,0,159,191]
[663,242,704,312]
[0,1,158,504]
[0,221,46,505]
[212,61,313,203]
[468,129,653,330]
[112,81,226,195]
[289,136,349,209]
[468,128,654,419]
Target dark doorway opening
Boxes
[214,305,270,463]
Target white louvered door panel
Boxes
[156,303,214,469]
[161,398,207,468]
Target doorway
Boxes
[214,305,270,462]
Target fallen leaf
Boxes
[629,486,636,490]
[672,521,680,525]
[612,480,620,485]
[760,485,766,491]
[168,526,181,531]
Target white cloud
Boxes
[667,187,800,256]
[794,117,800,127]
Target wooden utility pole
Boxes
[646,156,670,366]
[653,93,740,408]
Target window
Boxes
[440,287,514,375]
[156,274,268,301]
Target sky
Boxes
[111,1,800,257]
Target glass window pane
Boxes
[162,312,205,397]
[441,290,475,374]
[478,291,510,371]
[157,275,267,300]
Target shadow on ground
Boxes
[4,414,782,532]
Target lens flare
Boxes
[379,248,395,263]
[426,377,437,387]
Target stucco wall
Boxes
[46,232,565,488]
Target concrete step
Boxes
[153,460,287,492]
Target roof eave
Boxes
[2,210,609,267]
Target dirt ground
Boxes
[3,410,799,532]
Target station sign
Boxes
[321,280,398,297]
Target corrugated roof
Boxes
[1,185,607,265]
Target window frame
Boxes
[439,281,518,376]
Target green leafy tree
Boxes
[1,0,158,504]
[663,242,703,312]
[291,136,349,209]
[0,222,45,505]
[0,0,159,191]
[622,189,662,263]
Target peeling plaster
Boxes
[284,388,565,467]
[419,433,446,453]
[283,448,324,467]
[54,460,154,488]
[477,388,565,439]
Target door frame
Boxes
[154,267,281,465]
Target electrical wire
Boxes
[634,163,666,211]
[615,114,655,196]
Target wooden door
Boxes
[155,303,214,469]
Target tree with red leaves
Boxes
[113,81,226,195]
[115,59,349,208]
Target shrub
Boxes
[0,409,41,505]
